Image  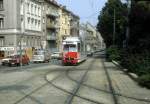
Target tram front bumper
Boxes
[63,58,78,64]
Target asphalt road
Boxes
[0,53,150,104]
[0,59,62,71]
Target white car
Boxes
[32,50,51,63]
[1,56,13,66]
[51,52,62,59]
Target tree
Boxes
[97,0,127,48]
[129,1,150,53]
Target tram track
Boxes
[66,58,150,104]
[11,57,150,104]
[45,59,105,104]
[12,66,75,104]
[66,71,150,103]
[65,59,96,104]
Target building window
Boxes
[38,20,40,27]
[31,4,33,14]
[43,18,45,23]
[65,29,67,34]
[0,18,4,28]
[35,19,37,27]
[35,5,37,16]
[38,7,40,16]
[0,36,4,46]
[27,3,29,13]
[0,0,3,10]
[27,17,30,24]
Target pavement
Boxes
[46,58,150,104]
[0,55,150,104]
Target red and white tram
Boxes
[62,37,86,65]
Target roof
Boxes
[63,37,80,42]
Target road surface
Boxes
[0,52,150,104]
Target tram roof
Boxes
[63,37,80,42]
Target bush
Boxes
[120,53,150,76]
[138,74,150,88]
[106,45,121,61]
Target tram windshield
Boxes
[34,50,44,55]
[63,44,77,52]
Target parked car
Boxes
[1,56,13,66]
[9,54,30,66]
[51,52,62,60]
[32,50,51,63]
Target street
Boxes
[0,52,150,104]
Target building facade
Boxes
[43,0,60,52]
[42,0,80,52]
[0,0,43,59]
[0,0,80,58]
[70,13,80,37]
[80,23,104,52]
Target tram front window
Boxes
[63,44,77,52]
[34,50,44,55]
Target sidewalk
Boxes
[103,60,150,104]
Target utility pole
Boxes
[20,0,25,69]
[125,0,131,48]
[113,8,116,46]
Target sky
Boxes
[57,0,107,26]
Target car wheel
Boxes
[9,63,12,67]
[17,63,20,66]
[27,62,29,65]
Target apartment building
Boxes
[43,0,60,52]
[0,0,43,58]
[80,23,104,52]
[43,0,80,52]
[0,0,80,58]
[70,13,80,37]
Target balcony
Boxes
[46,21,59,29]
[47,35,57,41]
[46,10,59,18]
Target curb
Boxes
[112,60,138,81]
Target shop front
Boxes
[0,47,16,59]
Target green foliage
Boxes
[129,1,150,53]
[121,53,150,75]
[138,74,150,88]
[97,0,150,88]
[97,0,127,48]
[106,45,121,61]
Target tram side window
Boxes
[78,43,80,52]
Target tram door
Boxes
[77,42,81,52]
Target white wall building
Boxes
[0,0,43,58]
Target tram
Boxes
[62,37,86,65]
